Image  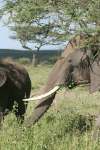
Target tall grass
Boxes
[0,64,100,150]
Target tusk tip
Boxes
[23,86,60,101]
[23,99,27,101]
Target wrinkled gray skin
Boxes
[19,35,100,141]
[0,59,31,129]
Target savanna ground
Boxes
[0,64,100,150]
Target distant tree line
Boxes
[0,49,62,65]
[2,55,60,66]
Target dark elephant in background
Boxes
[0,59,31,129]
[22,35,100,141]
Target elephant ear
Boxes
[0,71,7,87]
[89,55,100,94]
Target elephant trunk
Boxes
[25,57,72,125]
[18,91,58,138]
[26,93,57,125]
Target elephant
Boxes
[19,35,100,141]
[0,59,31,129]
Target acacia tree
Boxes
[9,21,65,67]
[0,0,67,67]
[57,0,100,49]
[9,25,57,68]
[0,0,100,54]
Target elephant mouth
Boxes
[23,86,60,101]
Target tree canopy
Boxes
[0,0,100,49]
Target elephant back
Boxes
[0,59,30,90]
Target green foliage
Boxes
[42,60,50,66]
[15,57,31,64]
[68,79,75,89]
[49,55,59,64]
[1,0,100,49]
[12,101,18,114]
[2,57,13,60]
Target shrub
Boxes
[16,57,31,64]
[42,60,50,66]
[2,57,13,60]
[49,55,59,64]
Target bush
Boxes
[49,55,59,64]
[42,60,50,66]
[15,57,31,64]
[2,57,13,60]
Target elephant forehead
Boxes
[68,49,84,66]
[61,35,86,58]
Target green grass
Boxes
[24,65,53,92]
[0,64,100,150]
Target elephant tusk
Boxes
[23,86,60,101]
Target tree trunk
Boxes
[32,53,36,68]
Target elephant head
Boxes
[23,35,100,127]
